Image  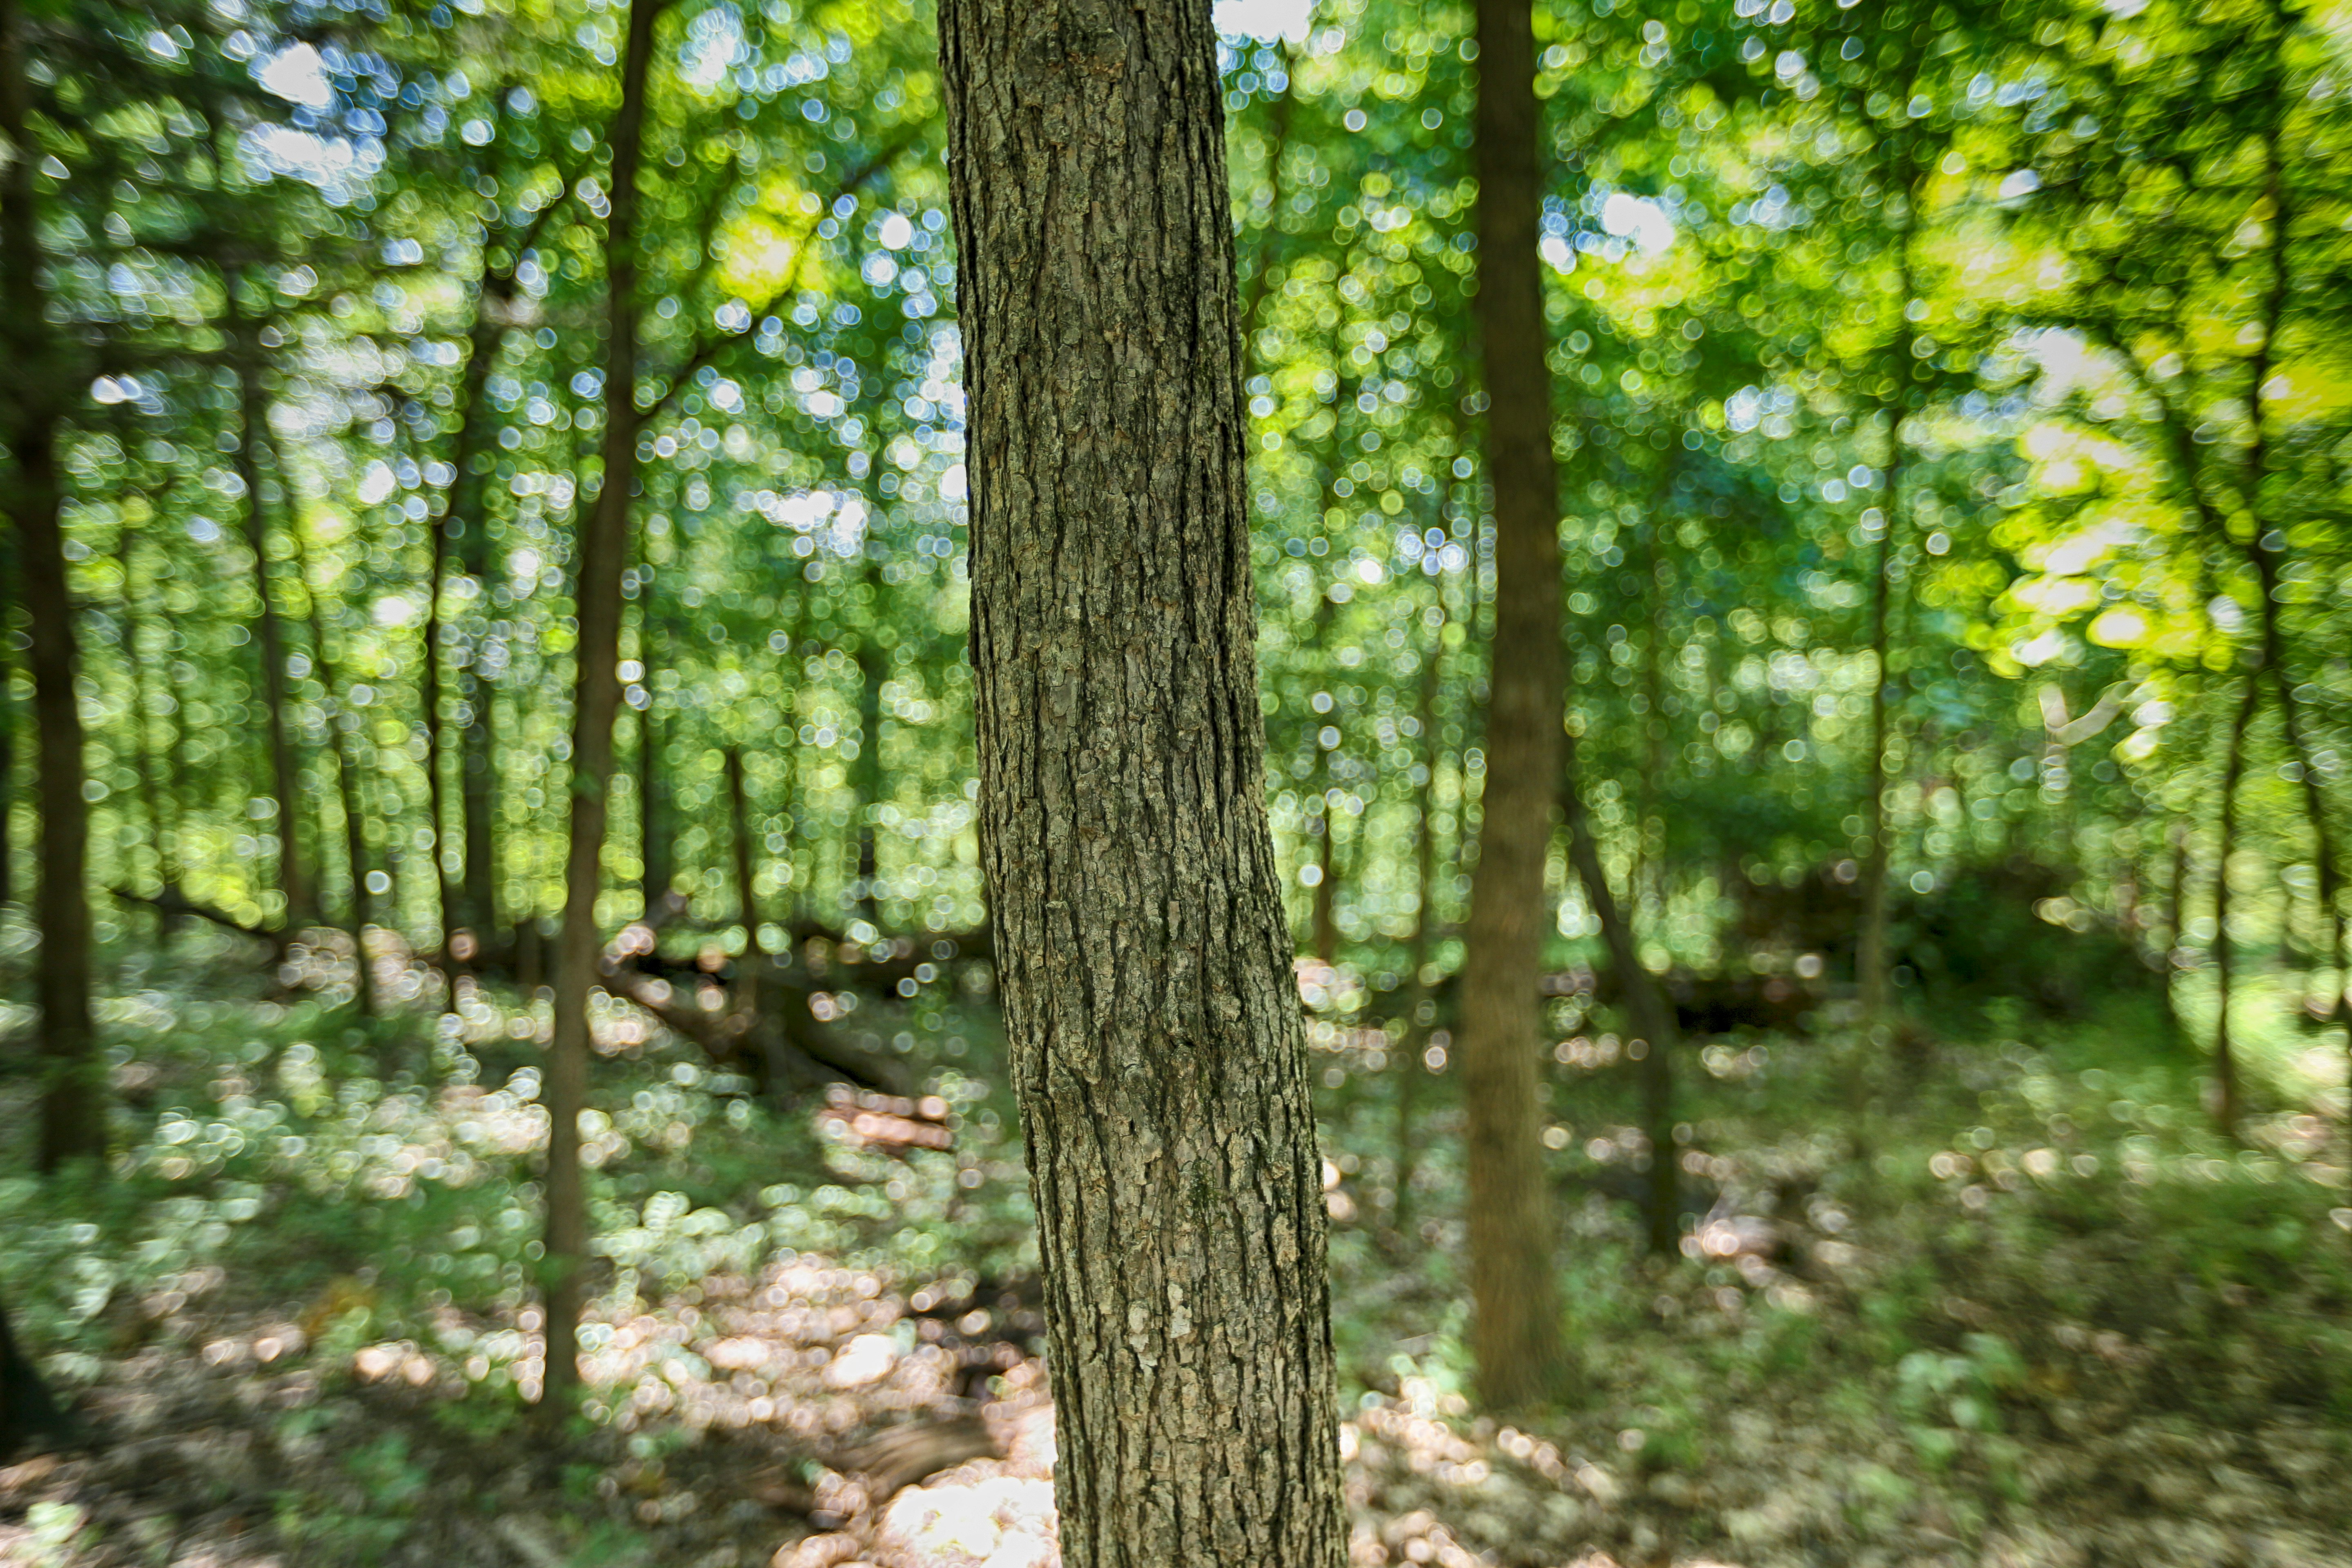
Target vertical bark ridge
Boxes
[939,0,1348,1561]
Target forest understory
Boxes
[2,920,2345,1568]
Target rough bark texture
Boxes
[543,0,658,1409]
[4,0,102,1172]
[938,0,1349,1561]
[1457,0,1572,1408]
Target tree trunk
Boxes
[726,745,762,1013]
[2212,672,2259,1138]
[442,225,524,953]
[116,519,170,909]
[291,514,376,1018]
[1560,734,1680,1254]
[939,0,1349,1559]
[2239,140,2350,1117]
[639,704,670,915]
[0,548,15,911]
[1395,567,1452,1241]
[4,0,101,1171]
[1857,155,1918,1026]
[854,589,886,927]
[543,0,658,1411]
[227,292,310,930]
[637,593,672,917]
[421,450,456,960]
[1455,0,1571,1409]
[0,1296,78,1456]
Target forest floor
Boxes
[2,926,2349,1568]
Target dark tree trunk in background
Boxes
[452,457,503,946]
[1857,154,1918,1028]
[854,591,886,927]
[440,225,525,954]
[4,0,101,1171]
[421,450,456,958]
[939,0,1350,1559]
[1561,736,1680,1255]
[227,296,310,930]
[637,592,673,916]
[1457,0,1572,1409]
[116,520,171,915]
[292,517,376,1019]
[0,1296,78,1455]
[639,704,670,914]
[544,0,658,1411]
[725,746,762,1008]
[2212,672,2259,1137]
[1394,570,1452,1241]
[0,555,15,911]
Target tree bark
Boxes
[1394,565,1452,1241]
[1856,167,1916,1027]
[0,1295,78,1455]
[543,0,658,1411]
[853,575,886,928]
[1456,0,1572,1409]
[227,290,310,929]
[4,0,102,1171]
[726,745,762,1013]
[637,590,673,917]
[439,174,533,949]
[0,546,15,911]
[2212,672,2259,1138]
[116,516,171,915]
[1560,734,1679,1254]
[291,512,376,1018]
[938,0,1349,1560]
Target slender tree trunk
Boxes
[2212,672,2259,1138]
[227,301,310,929]
[1394,578,1448,1241]
[421,453,456,960]
[291,515,376,1018]
[854,575,885,928]
[725,745,761,1012]
[940,0,1349,1559]
[637,592,672,917]
[452,472,503,945]
[1309,599,1339,964]
[638,705,670,915]
[0,551,16,911]
[118,519,170,911]
[4,0,101,1169]
[1858,158,1918,1025]
[1456,0,1571,1409]
[2238,136,2350,1104]
[543,0,657,1411]
[443,251,518,947]
[1561,734,1680,1254]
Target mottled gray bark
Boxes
[1457,0,1572,1408]
[938,0,1348,1562]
